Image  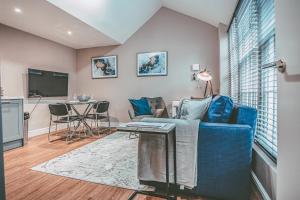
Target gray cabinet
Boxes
[1,99,24,151]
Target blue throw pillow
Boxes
[207,95,234,123]
[129,98,153,116]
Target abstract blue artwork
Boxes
[91,55,117,79]
[137,51,167,77]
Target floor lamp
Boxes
[197,69,213,97]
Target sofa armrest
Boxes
[193,122,254,199]
[233,105,257,130]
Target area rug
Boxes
[31,132,150,190]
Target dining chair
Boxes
[48,103,79,143]
[86,101,111,134]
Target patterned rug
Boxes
[32,132,149,190]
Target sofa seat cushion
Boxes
[206,95,234,123]
[129,98,153,116]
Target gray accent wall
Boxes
[76,8,220,122]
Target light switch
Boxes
[192,64,200,71]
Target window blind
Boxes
[257,0,277,157]
[228,18,239,103]
[228,0,277,158]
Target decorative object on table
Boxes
[137,51,167,77]
[176,96,212,120]
[32,132,151,191]
[77,95,91,102]
[197,69,213,97]
[91,55,117,79]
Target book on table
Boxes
[122,122,169,129]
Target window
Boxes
[228,0,277,159]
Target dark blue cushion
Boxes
[207,95,234,123]
[129,98,152,116]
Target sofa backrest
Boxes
[204,95,258,131]
[230,104,257,130]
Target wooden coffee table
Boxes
[117,122,177,200]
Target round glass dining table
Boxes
[67,100,97,135]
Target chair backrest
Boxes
[48,104,69,116]
[65,103,72,111]
[94,101,110,113]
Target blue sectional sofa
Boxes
[140,96,257,200]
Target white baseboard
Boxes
[28,121,120,138]
[101,121,120,127]
[29,124,66,138]
[251,171,271,200]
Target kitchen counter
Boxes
[1,96,24,100]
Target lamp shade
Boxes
[197,69,212,81]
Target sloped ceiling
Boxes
[47,0,162,44]
[0,0,119,49]
[0,0,237,49]
[162,0,237,27]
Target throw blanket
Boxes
[138,118,199,188]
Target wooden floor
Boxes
[4,130,261,200]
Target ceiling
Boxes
[162,0,237,27]
[0,0,237,49]
[47,0,162,44]
[0,0,119,49]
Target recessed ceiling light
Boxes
[14,8,22,13]
[67,31,72,35]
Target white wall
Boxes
[0,24,77,136]
[0,8,220,136]
[76,8,220,122]
[276,0,300,199]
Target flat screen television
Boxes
[28,68,69,97]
